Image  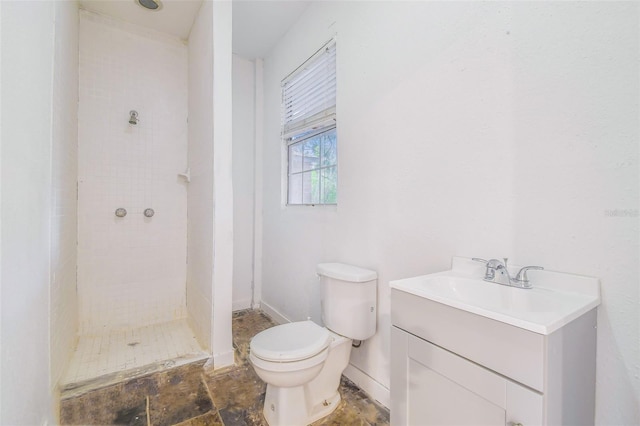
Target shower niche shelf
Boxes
[178,167,191,183]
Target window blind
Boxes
[282,40,336,142]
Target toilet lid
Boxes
[250,321,330,362]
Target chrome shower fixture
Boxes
[129,110,139,125]
[137,0,162,10]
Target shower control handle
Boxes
[115,208,127,218]
[144,208,155,218]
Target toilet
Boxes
[249,263,377,426]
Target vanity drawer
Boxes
[391,288,545,392]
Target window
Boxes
[283,40,336,205]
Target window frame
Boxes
[282,38,337,207]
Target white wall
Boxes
[509,4,639,422]
[187,0,214,351]
[1,2,57,424]
[50,0,79,408]
[186,0,234,368]
[232,54,256,311]
[211,0,234,367]
[77,11,189,333]
[260,2,639,423]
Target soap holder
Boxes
[178,167,191,183]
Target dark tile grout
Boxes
[145,396,151,426]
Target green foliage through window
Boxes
[288,127,337,205]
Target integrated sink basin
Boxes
[390,257,600,335]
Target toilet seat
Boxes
[250,321,330,362]
[250,346,329,373]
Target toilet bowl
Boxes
[250,321,353,426]
[249,262,378,426]
[249,321,330,388]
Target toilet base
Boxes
[263,384,341,426]
[307,390,341,424]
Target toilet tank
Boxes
[317,263,377,341]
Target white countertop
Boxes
[389,257,601,335]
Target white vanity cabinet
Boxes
[390,258,600,426]
[392,327,543,426]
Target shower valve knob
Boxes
[115,208,127,218]
[144,208,155,218]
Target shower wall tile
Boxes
[78,11,188,333]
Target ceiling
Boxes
[79,0,310,58]
[79,0,203,40]
[232,1,310,59]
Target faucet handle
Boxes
[514,266,544,284]
[472,258,488,264]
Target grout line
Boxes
[200,373,216,408]
[146,395,150,426]
[200,373,224,425]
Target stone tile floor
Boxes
[60,310,390,425]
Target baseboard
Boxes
[258,300,290,324]
[212,349,235,370]
[258,301,390,408]
[343,364,390,409]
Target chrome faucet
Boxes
[513,265,544,288]
[472,258,543,289]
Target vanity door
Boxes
[407,356,505,425]
[391,326,543,426]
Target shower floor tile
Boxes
[62,318,208,392]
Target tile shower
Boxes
[64,11,205,388]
